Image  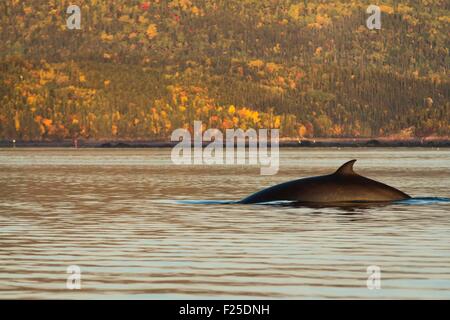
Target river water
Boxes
[0,148,449,299]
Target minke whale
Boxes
[240,160,411,204]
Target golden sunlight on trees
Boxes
[146,24,158,39]
[0,0,448,141]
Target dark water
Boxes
[0,148,449,299]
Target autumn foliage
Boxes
[0,0,448,141]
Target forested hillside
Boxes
[0,0,449,140]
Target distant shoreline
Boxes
[1,138,449,148]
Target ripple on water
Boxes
[0,148,449,299]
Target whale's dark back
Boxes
[240,160,411,204]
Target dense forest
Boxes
[0,0,449,141]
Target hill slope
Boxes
[0,0,449,140]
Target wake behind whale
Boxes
[172,160,448,207]
[173,197,450,207]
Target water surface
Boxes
[0,148,449,299]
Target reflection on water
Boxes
[0,148,449,299]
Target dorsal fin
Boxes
[334,159,357,175]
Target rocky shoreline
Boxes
[1,138,449,148]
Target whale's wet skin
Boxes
[240,159,410,204]
[0,148,449,299]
